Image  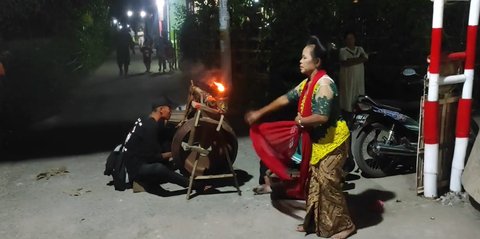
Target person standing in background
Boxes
[339,31,368,124]
[137,27,145,47]
[165,39,175,72]
[116,28,135,77]
[141,38,153,73]
[155,36,167,73]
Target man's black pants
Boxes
[136,163,189,188]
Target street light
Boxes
[156,0,165,20]
[112,18,118,24]
[127,10,133,17]
[140,10,147,18]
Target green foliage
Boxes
[177,0,220,64]
[0,0,82,39]
[72,0,113,72]
[0,0,112,144]
[3,38,75,117]
[176,1,474,109]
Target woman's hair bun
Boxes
[306,35,327,63]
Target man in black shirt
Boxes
[123,99,194,194]
[116,27,135,76]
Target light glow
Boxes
[213,82,225,92]
[140,10,147,18]
[156,0,165,20]
[127,10,133,17]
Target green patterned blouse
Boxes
[285,75,342,141]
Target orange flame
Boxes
[213,81,225,92]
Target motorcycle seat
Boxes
[376,99,420,113]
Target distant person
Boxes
[123,98,203,194]
[129,28,136,44]
[116,28,135,76]
[339,31,368,123]
[141,38,153,73]
[155,36,167,73]
[137,27,145,47]
[165,40,175,72]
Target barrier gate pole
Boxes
[424,0,444,198]
[450,0,479,193]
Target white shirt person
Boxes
[339,32,368,113]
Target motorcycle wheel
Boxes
[353,122,398,177]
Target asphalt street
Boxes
[0,52,479,239]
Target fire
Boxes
[213,81,225,92]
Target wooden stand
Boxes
[183,105,241,200]
[185,143,241,200]
[416,87,459,195]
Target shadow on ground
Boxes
[1,112,252,162]
[270,188,396,231]
[184,169,253,199]
[105,169,253,199]
[356,160,416,179]
[1,121,132,161]
[347,189,396,229]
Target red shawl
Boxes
[250,70,326,199]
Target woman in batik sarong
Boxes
[245,36,355,239]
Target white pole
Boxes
[449,0,479,193]
[424,0,445,198]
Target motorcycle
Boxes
[351,94,420,177]
[352,68,479,177]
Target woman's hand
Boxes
[245,110,262,125]
[294,113,303,128]
[161,152,173,160]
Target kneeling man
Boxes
[123,98,196,194]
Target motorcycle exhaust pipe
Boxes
[374,143,417,157]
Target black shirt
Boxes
[123,116,173,180]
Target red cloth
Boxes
[250,70,326,200]
[250,121,299,180]
[288,70,326,199]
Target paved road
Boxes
[0,53,479,239]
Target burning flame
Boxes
[213,81,225,92]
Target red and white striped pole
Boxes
[424,0,444,198]
[450,0,479,193]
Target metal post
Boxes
[450,0,480,193]
[424,0,445,198]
